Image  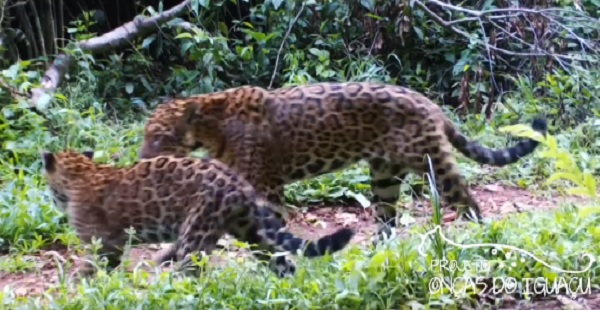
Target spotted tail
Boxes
[445,116,548,166]
[255,207,355,257]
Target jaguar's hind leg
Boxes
[173,213,225,277]
[368,159,416,245]
[416,139,483,222]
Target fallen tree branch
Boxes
[29,54,71,109]
[28,0,192,110]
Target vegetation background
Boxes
[1,0,600,308]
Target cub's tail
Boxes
[255,206,355,257]
[445,116,548,166]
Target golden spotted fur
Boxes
[41,150,354,277]
[139,82,547,236]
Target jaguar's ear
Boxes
[180,104,197,126]
[82,150,94,159]
[41,151,56,172]
[175,104,197,137]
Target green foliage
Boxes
[1,0,600,306]
[0,203,598,308]
[500,122,597,199]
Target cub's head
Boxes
[139,94,228,159]
[41,150,95,212]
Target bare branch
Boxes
[28,0,192,110]
[413,0,599,61]
[412,0,472,38]
[426,0,577,17]
[413,0,600,104]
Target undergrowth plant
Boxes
[1,1,600,306]
[500,123,597,200]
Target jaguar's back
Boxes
[139,82,547,238]
[265,83,450,178]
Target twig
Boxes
[413,0,471,38]
[426,0,577,17]
[476,17,498,97]
[542,12,596,52]
[0,77,28,99]
[413,0,596,61]
[268,2,306,89]
[0,0,6,26]
[414,0,600,104]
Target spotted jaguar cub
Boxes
[139,82,547,233]
[41,150,354,277]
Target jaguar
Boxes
[138,82,547,234]
[41,150,355,277]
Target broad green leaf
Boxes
[175,32,193,39]
[583,174,597,194]
[37,93,53,111]
[566,187,594,197]
[369,250,390,269]
[413,27,423,40]
[141,35,155,49]
[345,190,371,208]
[218,22,228,36]
[271,0,284,10]
[125,83,134,94]
[309,48,321,56]
[499,124,546,142]
[360,0,375,11]
[2,63,20,79]
[578,206,600,218]
[546,172,581,185]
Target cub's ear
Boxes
[82,150,94,159]
[41,151,56,172]
[175,104,198,136]
[180,104,197,126]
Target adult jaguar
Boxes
[41,150,355,277]
[138,82,547,235]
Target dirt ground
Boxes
[0,183,598,309]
